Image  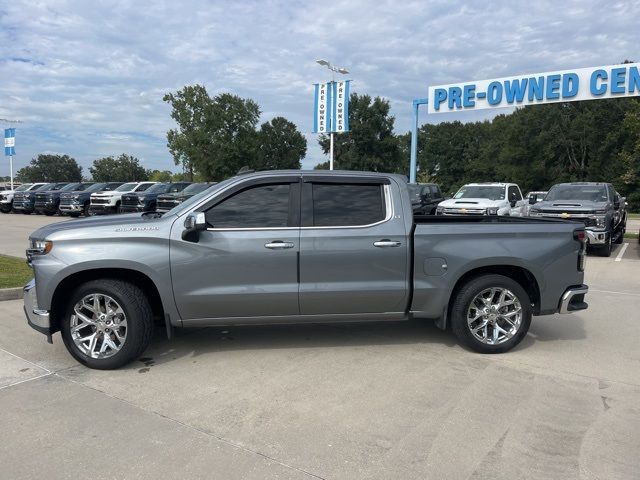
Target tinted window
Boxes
[431,185,441,197]
[546,185,608,202]
[508,186,522,201]
[206,183,291,228]
[145,183,171,194]
[454,186,505,200]
[134,183,154,192]
[312,183,385,227]
[61,183,82,191]
[115,182,138,192]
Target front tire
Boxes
[596,232,612,257]
[451,274,532,354]
[60,279,154,370]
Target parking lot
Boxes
[1,213,639,479]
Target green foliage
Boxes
[90,154,149,182]
[0,254,33,289]
[256,117,307,170]
[16,154,82,182]
[316,94,402,173]
[149,170,173,182]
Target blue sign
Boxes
[427,62,640,114]
[4,128,15,156]
[313,80,351,133]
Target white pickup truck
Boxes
[436,182,527,216]
[89,181,156,214]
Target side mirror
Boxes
[510,200,517,208]
[182,212,206,242]
[529,196,536,205]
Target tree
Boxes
[256,117,306,170]
[149,170,174,182]
[164,85,261,181]
[16,154,82,182]
[90,154,149,182]
[316,94,403,173]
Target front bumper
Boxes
[558,285,589,314]
[89,204,115,214]
[585,228,608,245]
[120,205,145,213]
[34,201,57,213]
[24,279,53,341]
[59,203,82,212]
[12,201,33,211]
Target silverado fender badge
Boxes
[114,226,160,232]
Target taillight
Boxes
[574,229,586,272]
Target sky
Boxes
[1,0,638,178]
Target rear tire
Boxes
[451,274,532,354]
[60,279,154,370]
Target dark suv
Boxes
[529,182,627,256]
[120,182,192,213]
[408,183,444,215]
[59,182,124,217]
[13,183,68,214]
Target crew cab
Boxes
[24,171,588,369]
[529,182,627,257]
[436,182,526,216]
[120,182,192,213]
[60,182,124,217]
[89,181,156,214]
[0,183,46,213]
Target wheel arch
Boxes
[50,268,165,334]
[441,265,541,330]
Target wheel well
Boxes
[50,268,164,332]
[446,265,541,328]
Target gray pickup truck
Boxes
[24,171,589,369]
[529,182,627,257]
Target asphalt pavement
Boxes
[1,213,639,479]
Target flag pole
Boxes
[9,154,13,190]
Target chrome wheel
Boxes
[70,294,127,359]
[467,287,522,345]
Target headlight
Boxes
[486,207,499,215]
[72,195,80,201]
[137,196,146,203]
[28,239,53,255]
[593,214,606,227]
[24,193,32,199]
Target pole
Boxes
[409,98,428,183]
[329,132,334,170]
[9,155,13,190]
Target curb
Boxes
[0,288,22,301]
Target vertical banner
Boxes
[332,80,350,133]
[4,128,15,156]
[313,83,332,133]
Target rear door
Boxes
[171,177,301,320]
[298,176,409,315]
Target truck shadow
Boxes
[131,320,460,369]
[130,315,586,370]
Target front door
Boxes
[170,179,300,320]
[298,177,410,315]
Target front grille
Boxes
[157,199,178,211]
[121,195,138,206]
[442,207,486,215]
[91,198,110,205]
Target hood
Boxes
[534,200,606,211]
[438,198,505,209]
[91,191,118,197]
[30,213,168,241]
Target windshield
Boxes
[181,182,214,195]
[165,182,222,216]
[72,183,95,191]
[115,182,138,192]
[61,183,82,191]
[86,183,108,192]
[15,184,32,192]
[36,183,55,191]
[407,184,425,199]
[454,185,505,200]
[144,183,171,194]
[134,182,155,192]
[545,185,608,202]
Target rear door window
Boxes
[309,183,385,227]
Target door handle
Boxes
[265,241,295,250]
[373,239,402,248]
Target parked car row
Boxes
[0,181,218,217]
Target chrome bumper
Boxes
[558,285,589,314]
[24,279,53,341]
[585,229,607,245]
[59,203,82,212]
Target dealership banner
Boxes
[4,128,15,156]
[313,80,351,133]
[332,80,350,133]
[427,62,640,114]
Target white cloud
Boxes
[0,0,638,175]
